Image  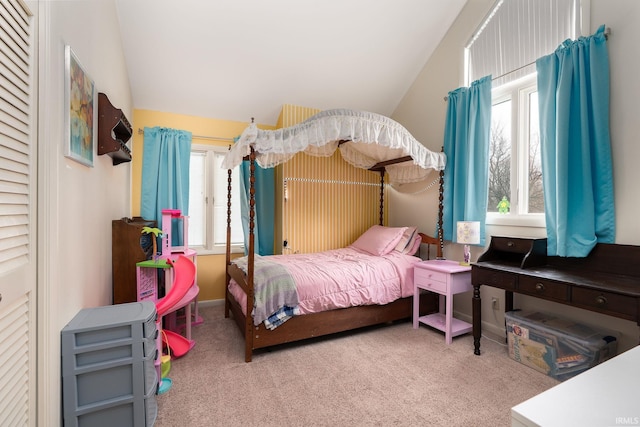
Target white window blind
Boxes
[466,0,581,86]
[0,0,32,275]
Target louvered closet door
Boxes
[0,1,36,426]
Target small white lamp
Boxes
[457,221,480,266]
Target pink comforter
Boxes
[229,247,420,316]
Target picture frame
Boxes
[64,45,96,167]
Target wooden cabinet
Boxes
[112,217,156,304]
[98,92,133,165]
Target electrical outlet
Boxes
[491,297,499,310]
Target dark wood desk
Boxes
[471,236,640,355]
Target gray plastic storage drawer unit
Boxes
[61,301,158,427]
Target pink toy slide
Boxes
[156,255,197,357]
[162,329,195,357]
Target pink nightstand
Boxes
[413,259,473,344]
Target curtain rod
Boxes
[443,27,611,102]
[137,128,235,142]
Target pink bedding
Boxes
[228,247,421,319]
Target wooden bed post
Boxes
[224,161,232,318]
[437,161,445,259]
[245,146,257,362]
[378,170,385,226]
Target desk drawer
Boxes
[490,237,535,254]
[472,267,517,291]
[572,288,637,320]
[414,268,447,294]
[519,276,569,302]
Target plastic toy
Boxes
[154,255,197,393]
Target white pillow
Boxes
[350,225,408,256]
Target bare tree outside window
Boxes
[488,100,511,213]
[488,88,544,216]
[528,92,544,213]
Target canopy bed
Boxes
[222,109,447,362]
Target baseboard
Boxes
[197,298,225,308]
[455,311,508,347]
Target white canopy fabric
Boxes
[221,108,446,184]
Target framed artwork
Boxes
[64,45,95,167]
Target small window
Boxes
[487,76,544,226]
[188,145,244,254]
[487,76,544,221]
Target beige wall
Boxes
[389,0,495,250]
[390,0,640,352]
[38,0,133,423]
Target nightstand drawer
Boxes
[415,277,447,293]
[414,267,448,284]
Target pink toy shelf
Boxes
[136,258,170,302]
[136,209,203,339]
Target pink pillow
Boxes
[350,225,408,256]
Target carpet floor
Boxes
[153,304,558,427]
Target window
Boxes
[188,144,244,254]
[465,0,587,226]
[488,76,543,222]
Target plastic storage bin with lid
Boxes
[505,310,619,381]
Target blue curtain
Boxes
[240,161,275,255]
[141,127,192,247]
[536,25,614,257]
[442,76,492,246]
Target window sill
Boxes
[191,245,245,256]
[485,213,546,229]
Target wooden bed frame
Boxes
[224,147,445,362]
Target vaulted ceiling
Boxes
[115,0,467,125]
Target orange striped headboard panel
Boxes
[277,104,387,254]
